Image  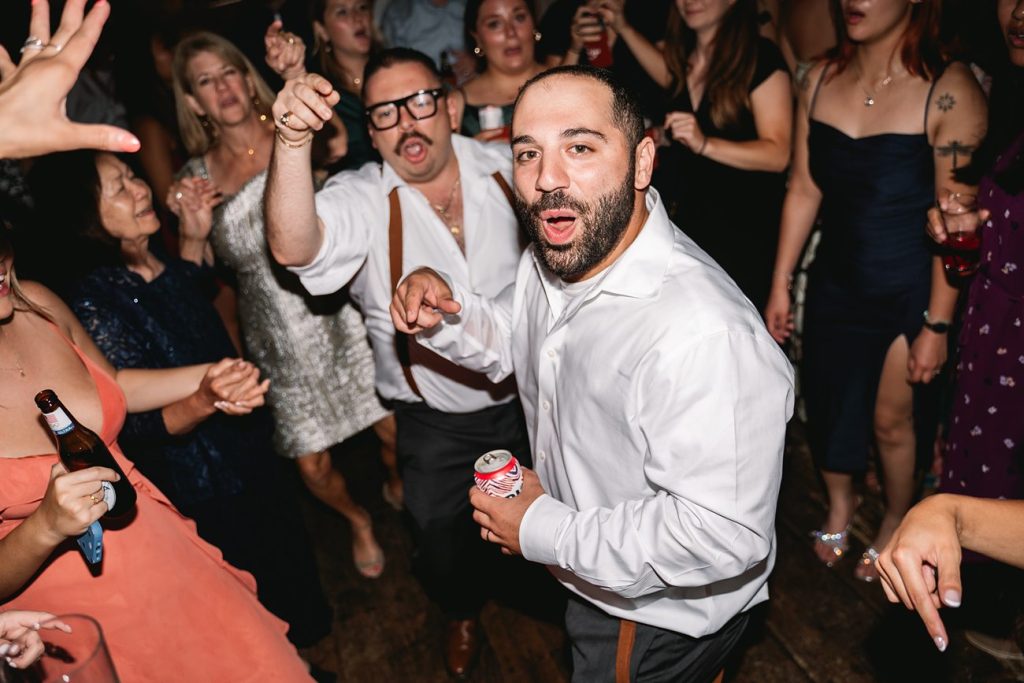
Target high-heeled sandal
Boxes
[854,546,880,582]
[810,528,850,567]
[352,522,385,579]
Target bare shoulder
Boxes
[930,62,987,115]
[18,280,76,331]
[795,59,829,107]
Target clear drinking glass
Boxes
[33,615,120,683]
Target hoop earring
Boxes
[534,31,542,42]
[473,45,482,55]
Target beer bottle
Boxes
[35,389,137,518]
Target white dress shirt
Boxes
[289,134,521,413]
[417,189,794,636]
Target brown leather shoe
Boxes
[444,618,480,679]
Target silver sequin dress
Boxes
[180,157,388,458]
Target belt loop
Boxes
[615,619,636,683]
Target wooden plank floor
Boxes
[295,425,1023,682]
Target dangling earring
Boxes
[253,95,267,122]
[473,45,482,56]
[324,41,332,53]
[534,31,542,42]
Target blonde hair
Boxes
[172,31,277,157]
[0,233,53,323]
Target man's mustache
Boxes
[394,131,434,155]
[526,190,590,220]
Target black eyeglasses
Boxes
[365,88,446,131]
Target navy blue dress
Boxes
[70,258,331,647]
[801,66,942,473]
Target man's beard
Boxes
[514,165,636,280]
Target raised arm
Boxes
[265,73,339,267]
[763,63,824,341]
[907,63,988,384]
[597,0,671,88]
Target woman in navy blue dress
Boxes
[765,0,987,581]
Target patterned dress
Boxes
[179,158,389,458]
[941,130,1024,500]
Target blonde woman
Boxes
[168,31,390,578]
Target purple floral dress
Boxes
[942,131,1024,502]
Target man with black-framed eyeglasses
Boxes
[264,46,530,679]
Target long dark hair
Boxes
[311,0,383,92]
[664,0,760,130]
[26,151,124,297]
[827,0,946,80]
[956,64,1024,193]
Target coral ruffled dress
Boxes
[0,333,312,682]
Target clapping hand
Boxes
[0,0,140,159]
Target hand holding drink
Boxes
[937,192,982,278]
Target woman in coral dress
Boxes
[0,234,311,682]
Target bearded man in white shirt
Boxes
[265,47,532,678]
[391,66,795,682]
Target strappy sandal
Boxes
[854,546,880,582]
[810,528,850,567]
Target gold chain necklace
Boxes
[432,177,463,241]
[0,342,26,378]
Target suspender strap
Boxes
[386,172,514,400]
[388,187,424,398]
[615,619,636,683]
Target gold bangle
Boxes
[275,129,313,149]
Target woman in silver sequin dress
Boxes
[167,31,394,578]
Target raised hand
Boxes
[569,5,605,54]
[264,19,307,81]
[0,0,140,159]
[167,177,222,244]
[272,73,339,145]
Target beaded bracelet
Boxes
[275,129,313,149]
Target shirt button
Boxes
[542,400,550,411]
[537,450,546,461]
[547,349,556,358]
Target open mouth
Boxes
[0,271,9,297]
[396,134,432,164]
[845,9,866,24]
[539,209,579,245]
[218,95,240,108]
[135,206,155,219]
[1009,28,1024,48]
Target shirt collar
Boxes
[534,187,674,312]
[381,134,505,195]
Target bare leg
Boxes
[373,415,402,508]
[815,469,858,564]
[861,335,918,579]
[296,450,384,578]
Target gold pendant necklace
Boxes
[857,64,894,107]
[432,177,462,240]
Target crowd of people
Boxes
[0,0,1022,681]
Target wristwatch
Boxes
[922,309,951,334]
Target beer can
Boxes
[474,449,523,498]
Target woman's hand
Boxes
[764,281,794,344]
[569,5,605,53]
[167,177,222,244]
[908,328,948,384]
[664,111,708,155]
[35,463,119,545]
[596,0,628,33]
[264,20,307,81]
[193,358,270,417]
[0,611,71,670]
[926,204,989,245]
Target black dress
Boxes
[801,65,942,473]
[661,37,788,312]
[70,258,332,648]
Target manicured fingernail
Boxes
[6,657,16,669]
[0,644,10,657]
[934,636,947,652]
[7,644,19,655]
[943,590,961,607]
[214,401,228,410]
[121,133,141,151]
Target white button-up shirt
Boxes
[418,189,794,636]
[289,134,521,412]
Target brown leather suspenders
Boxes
[387,171,515,399]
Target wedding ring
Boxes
[287,36,295,45]
[20,36,44,54]
[278,111,292,126]
[174,191,183,200]
[89,491,102,504]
